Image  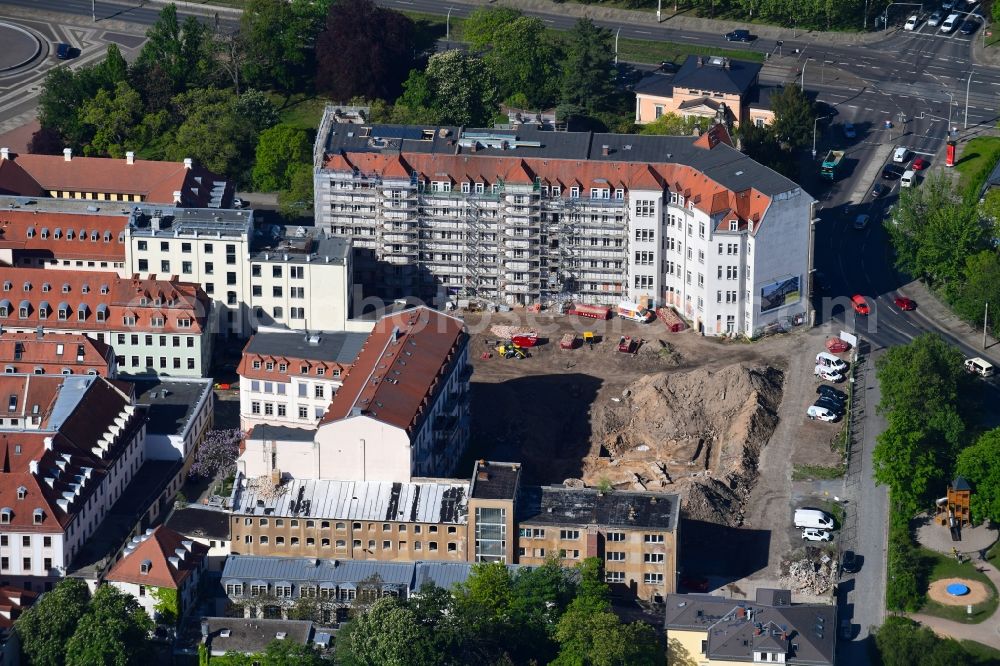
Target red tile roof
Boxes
[106,525,207,589]
[0,210,128,262]
[1,153,229,207]
[322,133,770,227]
[0,375,141,532]
[0,158,44,197]
[320,307,466,433]
[0,332,115,376]
[0,267,209,334]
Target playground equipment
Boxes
[936,476,972,541]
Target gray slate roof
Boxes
[321,123,800,198]
[244,330,367,365]
[664,590,836,666]
[222,555,520,592]
[230,475,469,524]
[132,378,212,437]
[517,486,679,531]
[673,55,762,96]
[203,618,313,655]
[469,461,521,500]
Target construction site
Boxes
[463,308,842,532]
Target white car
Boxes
[802,528,833,542]
[904,15,919,31]
[815,366,844,382]
[807,405,838,422]
[928,11,943,27]
[893,146,910,163]
[816,351,848,371]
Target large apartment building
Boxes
[0,268,212,377]
[0,375,145,590]
[0,331,117,377]
[236,330,367,430]
[313,109,813,336]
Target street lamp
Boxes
[615,28,621,66]
[92,0,96,22]
[965,68,974,130]
[446,8,453,44]
[657,0,662,22]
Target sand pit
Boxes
[927,578,991,606]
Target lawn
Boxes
[792,464,844,481]
[270,94,329,133]
[919,547,999,624]
[955,136,1000,196]
[961,639,1000,664]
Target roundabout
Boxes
[0,22,42,73]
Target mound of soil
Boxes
[586,363,783,526]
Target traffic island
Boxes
[0,21,41,73]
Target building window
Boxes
[644,553,665,563]
[559,529,580,540]
[643,573,664,584]
[644,534,665,543]
[606,552,625,561]
[605,571,625,583]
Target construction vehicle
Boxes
[511,333,539,347]
[820,150,845,180]
[496,342,527,359]
[617,336,636,353]
[583,331,596,349]
[616,301,654,323]
[568,303,612,320]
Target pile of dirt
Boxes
[586,363,783,526]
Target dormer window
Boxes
[53,228,62,239]
[62,283,70,293]
[316,367,325,376]
[0,508,11,524]
[140,559,152,574]
[278,363,287,372]
[177,318,191,328]
[552,186,561,196]
[265,362,274,371]
[82,284,90,294]
[100,285,109,294]
[139,297,148,306]
[2,282,10,291]
[66,229,74,240]
[40,228,49,239]
[151,316,165,328]
[123,315,136,326]
[729,219,739,231]
[90,231,98,241]
[16,486,26,500]
[570,186,580,198]
[42,283,50,293]
[32,508,43,524]
[678,195,685,206]
[252,360,261,369]
[23,282,30,292]
[26,228,35,238]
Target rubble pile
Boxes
[781,555,837,595]
[587,364,783,526]
[490,325,535,339]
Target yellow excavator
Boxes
[495,341,527,359]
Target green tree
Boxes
[640,112,711,136]
[315,0,416,101]
[15,578,90,666]
[36,67,98,148]
[769,84,814,151]
[950,251,1000,338]
[425,50,499,127]
[168,88,256,180]
[885,174,986,292]
[956,429,1000,524]
[391,70,441,124]
[873,333,969,515]
[279,162,315,219]
[136,4,213,91]
[93,44,129,91]
[336,597,434,666]
[874,615,976,666]
[79,81,147,157]
[253,124,310,191]
[560,19,615,113]
[235,89,280,134]
[64,585,153,666]
[258,639,328,665]
[465,8,562,108]
[240,0,306,91]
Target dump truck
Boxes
[820,150,845,180]
[616,301,654,323]
[568,303,612,320]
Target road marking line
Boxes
[635,30,652,35]
[679,35,697,40]
[991,82,1000,87]
[846,105,858,109]
[864,107,874,111]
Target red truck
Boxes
[567,303,612,320]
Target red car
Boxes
[826,337,851,353]
[894,296,916,311]
[912,157,927,170]
[851,294,870,315]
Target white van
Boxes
[900,170,915,188]
[941,13,960,33]
[965,357,995,377]
[893,147,910,163]
[816,351,848,371]
[794,508,835,529]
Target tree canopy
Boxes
[424,50,499,127]
[874,615,989,666]
[769,84,814,152]
[955,428,1000,525]
[315,0,417,101]
[15,578,91,666]
[64,585,153,666]
[560,19,616,113]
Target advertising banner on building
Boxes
[760,276,800,313]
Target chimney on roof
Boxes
[183,158,193,170]
[601,145,610,156]
[29,460,38,475]
[172,191,182,204]
[477,469,489,482]
[44,437,53,451]
[63,148,72,162]
[126,151,135,165]
[0,147,8,160]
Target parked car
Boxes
[659,61,679,73]
[826,337,851,354]
[893,146,910,163]
[795,508,835,529]
[882,164,900,180]
[802,528,833,542]
[815,396,845,413]
[56,43,71,59]
[928,10,943,27]
[851,294,870,315]
[817,351,848,371]
[807,405,838,422]
[725,29,754,42]
[941,13,960,33]
[960,19,979,35]
[912,156,928,170]
[816,385,847,402]
[965,357,995,377]
[872,183,886,198]
[841,550,861,573]
[904,15,919,30]
[854,213,870,230]
[894,296,916,310]
[842,123,856,139]
[815,366,845,383]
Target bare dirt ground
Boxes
[928,578,990,606]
